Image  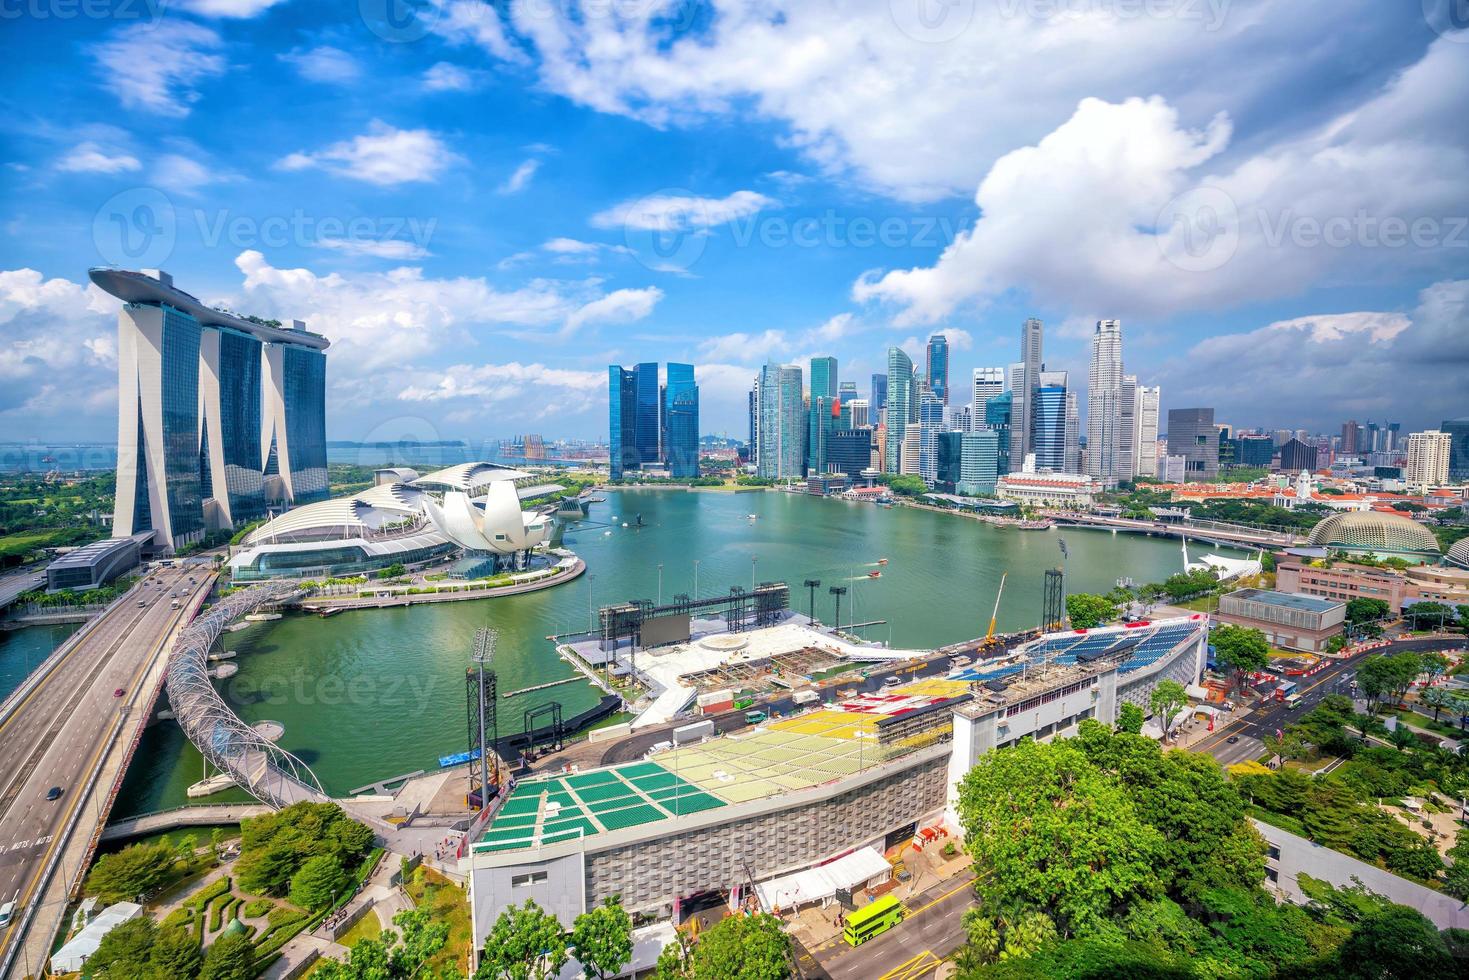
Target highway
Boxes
[0,568,48,613]
[803,873,978,980]
[0,565,210,978]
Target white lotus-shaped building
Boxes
[229,462,559,580]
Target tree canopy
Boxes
[571,897,633,980]
[236,802,374,897]
[1064,593,1118,629]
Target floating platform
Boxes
[186,773,237,798]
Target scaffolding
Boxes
[597,581,790,651]
[1041,568,1066,632]
[466,628,499,810]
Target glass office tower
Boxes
[609,366,639,480]
[634,362,660,465]
[883,349,914,473]
[1033,375,1069,471]
[810,356,838,401]
[926,334,950,406]
[664,363,700,478]
[984,391,1012,476]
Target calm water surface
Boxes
[113,489,1231,813]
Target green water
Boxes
[114,489,1224,813]
[0,623,81,700]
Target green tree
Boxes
[475,900,568,980]
[1116,702,1144,735]
[199,932,256,980]
[152,925,204,979]
[1334,905,1452,978]
[1445,831,1469,901]
[89,917,158,977]
[687,913,792,980]
[1148,679,1189,741]
[1358,653,1421,714]
[571,897,633,980]
[1211,625,1269,695]
[313,908,450,980]
[210,827,225,855]
[1404,602,1454,631]
[1345,597,1391,626]
[86,841,179,903]
[289,854,348,911]
[1064,593,1118,629]
[956,738,1163,935]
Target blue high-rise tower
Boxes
[664,363,700,478]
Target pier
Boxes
[500,675,585,698]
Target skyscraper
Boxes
[972,367,1004,417]
[758,363,805,479]
[846,398,871,429]
[883,348,915,473]
[634,362,660,465]
[1341,420,1360,455]
[1405,430,1451,486]
[1117,374,1139,482]
[926,334,950,406]
[1064,391,1081,474]
[870,373,888,412]
[957,430,1001,496]
[808,395,839,475]
[810,356,838,401]
[917,387,945,483]
[97,267,328,552]
[1167,408,1220,480]
[1443,418,1469,482]
[1033,371,1069,471]
[838,380,859,401]
[663,363,699,478]
[1086,319,1124,482]
[1014,319,1043,466]
[1136,386,1160,477]
[610,366,639,481]
[984,391,1013,475]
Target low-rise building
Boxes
[1275,555,1469,613]
[1216,588,1345,652]
[995,471,1102,509]
[45,532,149,592]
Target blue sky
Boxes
[1,0,1466,444]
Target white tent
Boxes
[755,847,892,910]
[50,902,142,974]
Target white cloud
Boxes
[422,62,483,92]
[591,190,775,231]
[1155,280,1467,429]
[91,21,225,118]
[698,329,789,362]
[279,121,460,185]
[172,0,285,16]
[316,238,432,260]
[544,237,600,255]
[0,269,116,425]
[56,142,140,174]
[431,0,526,63]
[154,152,231,194]
[563,287,664,335]
[855,38,1469,324]
[397,362,603,407]
[499,158,541,195]
[482,0,1410,204]
[280,46,361,85]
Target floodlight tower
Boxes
[803,578,822,624]
[829,585,848,631]
[467,627,498,811]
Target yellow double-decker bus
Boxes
[843,894,904,946]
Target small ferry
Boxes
[876,558,889,565]
[867,570,882,579]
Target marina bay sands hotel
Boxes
[90,267,330,553]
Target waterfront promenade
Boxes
[299,556,585,611]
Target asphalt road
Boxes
[0,567,48,612]
[1192,635,1469,766]
[0,566,207,971]
[803,873,978,980]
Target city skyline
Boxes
[2,6,1466,445]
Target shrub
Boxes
[242,899,273,918]
[188,876,232,912]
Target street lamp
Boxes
[657,563,663,606]
[829,585,847,631]
[693,559,700,601]
[751,555,759,592]
[803,579,822,624]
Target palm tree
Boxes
[1388,725,1418,752]
[1423,687,1453,723]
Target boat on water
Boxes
[876,557,888,565]
[867,570,882,579]
[747,513,758,520]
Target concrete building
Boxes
[1013,318,1043,467]
[1136,385,1160,477]
[45,533,149,593]
[465,617,1207,959]
[1086,320,1124,483]
[1167,408,1220,480]
[757,363,805,480]
[995,471,1102,509]
[1215,588,1345,652]
[1305,511,1441,564]
[1405,430,1451,487]
[94,267,329,552]
[1276,556,1469,614]
[884,348,915,473]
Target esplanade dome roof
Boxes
[1306,511,1440,559]
[1448,537,1469,570]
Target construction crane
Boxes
[982,572,1008,648]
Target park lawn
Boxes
[337,910,383,950]
[0,528,84,560]
[406,868,472,976]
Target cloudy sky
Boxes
[2,0,1466,444]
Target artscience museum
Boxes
[228,462,558,581]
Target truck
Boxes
[673,720,715,745]
[792,689,820,707]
